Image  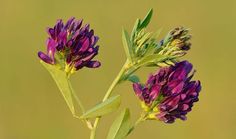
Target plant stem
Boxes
[126,114,146,137]
[70,82,85,114]
[102,59,130,101]
[68,78,95,130]
[90,59,130,139]
[89,127,96,139]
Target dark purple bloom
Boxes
[38,17,100,72]
[133,61,201,123]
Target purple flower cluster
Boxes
[133,61,201,123]
[38,17,100,71]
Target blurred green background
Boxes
[0,0,235,139]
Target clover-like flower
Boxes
[38,17,100,74]
[133,61,201,123]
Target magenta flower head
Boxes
[38,17,100,74]
[133,61,201,123]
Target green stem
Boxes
[90,59,130,139]
[90,127,96,139]
[126,114,146,137]
[102,60,129,101]
[69,79,85,114]
[68,78,94,130]
[127,104,160,138]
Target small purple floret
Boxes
[133,61,201,123]
[38,51,53,64]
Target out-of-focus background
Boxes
[0,0,235,139]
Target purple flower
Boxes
[133,61,201,123]
[38,17,100,72]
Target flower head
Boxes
[133,61,201,123]
[38,17,100,74]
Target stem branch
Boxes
[68,78,94,130]
[126,113,147,137]
[69,81,85,114]
[90,59,129,139]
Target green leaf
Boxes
[140,54,167,64]
[107,108,131,139]
[122,28,133,61]
[80,95,121,119]
[137,54,170,67]
[139,9,153,29]
[127,75,140,83]
[131,19,141,41]
[41,61,75,115]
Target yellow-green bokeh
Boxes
[0,0,235,139]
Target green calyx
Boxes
[52,52,76,76]
[140,94,164,120]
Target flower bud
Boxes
[159,27,191,57]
